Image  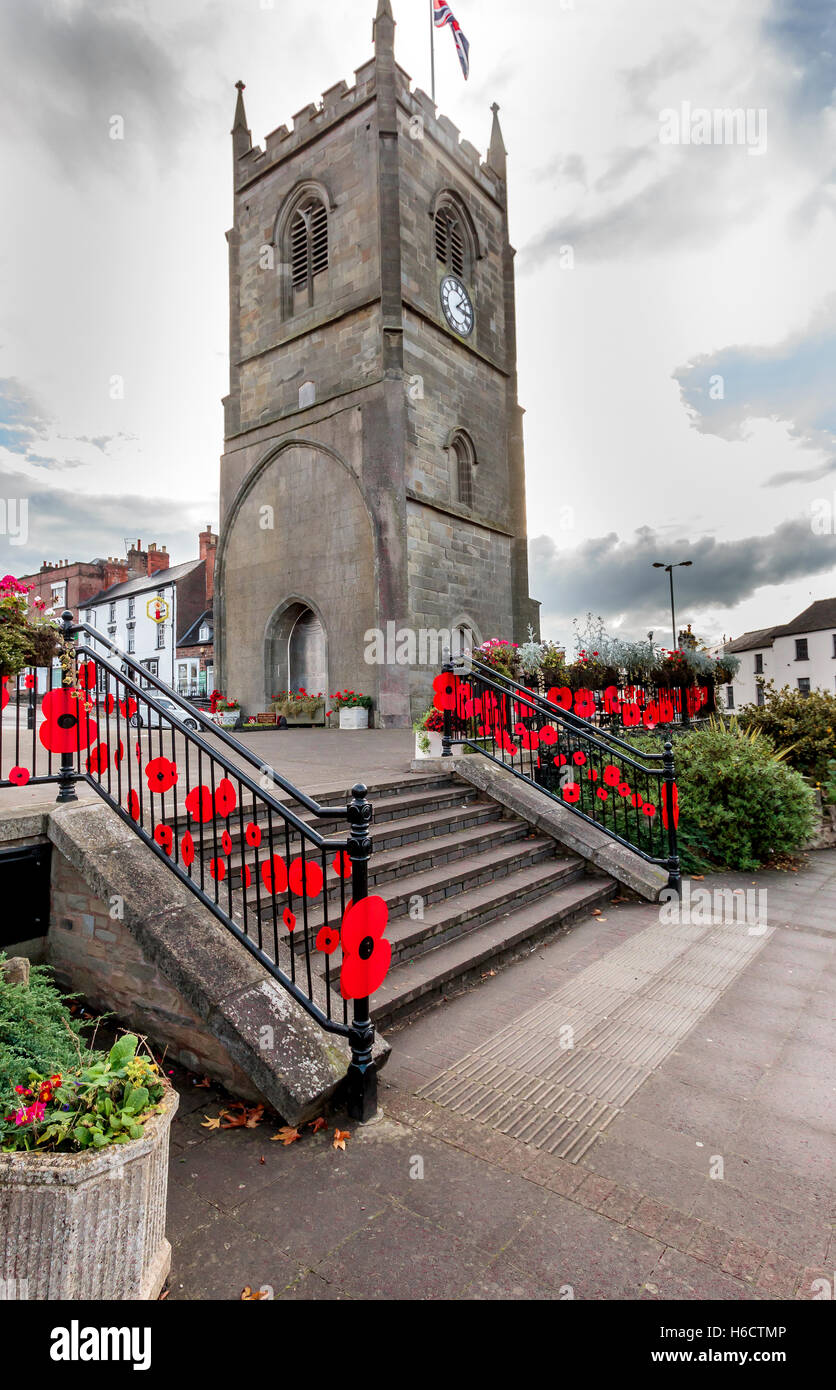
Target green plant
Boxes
[0,576,60,677]
[517,626,545,676]
[739,682,836,786]
[0,956,101,1094]
[473,639,519,678]
[823,759,836,807]
[661,719,815,871]
[1,1033,165,1154]
[327,690,373,712]
[413,706,444,753]
[272,689,325,719]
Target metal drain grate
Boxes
[418,917,773,1162]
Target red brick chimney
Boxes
[199,525,217,604]
[146,543,170,578]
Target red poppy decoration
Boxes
[596,787,609,801]
[432,670,458,712]
[622,702,641,727]
[1,677,8,711]
[661,781,680,831]
[118,696,138,720]
[214,778,237,818]
[39,688,97,755]
[127,789,140,821]
[283,908,296,933]
[631,791,644,809]
[86,743,109,775]
[572,751,586,766]
[24,674,35,690]
[603,686,621,715]
[241,864,252,888]
[339,896,392,1001]
[539,725,558,747]
[245,822,262,849]
[105,694,115,715]
[135,743,142,761]
[618,783,632,798]
[9,766,30,787]
[554,753,568,767]
[574,689,596,719]
[289,857,324,899]
[221,830,232,856]
[145,757,178,795]
[563,782,581,804]
[181,832,195,867]
[76,660,96,690]
[642,803,657,818]
[603,764,622,788]
[261,854,288,895]
[643,703,658,729]
[114,741,124,766]
[154,824,174,856]
[546,686,572,710]
[184,785,214,823]
[331,851,352,878]
[210,858,226,882]
[316,925,340,955]
[587,767,599,781]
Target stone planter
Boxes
[339,707,369,730]
[214,710,240,729]
[414,730,443,759]
[0,1084,179,1300]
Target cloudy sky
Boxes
[0,0,834,648]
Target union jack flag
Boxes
[433,0,470,80]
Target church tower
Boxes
[216,0,539,725]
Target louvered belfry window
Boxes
[435,206,466,278]
[290,199,328,298]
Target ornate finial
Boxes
[232,80,251,157]
[488,102,507,179]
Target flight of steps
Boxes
[199,772,616,1028]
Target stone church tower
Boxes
[216,0,539,725]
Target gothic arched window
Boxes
[285,195,329,310]
[452,431,477,509]
[434,197,474,282]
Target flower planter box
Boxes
[214,710,240,728]
[414,730,443,759]
[0,1084,179,1301]
[339,707,369,730]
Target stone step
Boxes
[368,874,616,1028]
[324,855,586,974]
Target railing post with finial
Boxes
[56,610,78,804]
[441,649,453,758]
[663,739,681,898]
[345,782,378,1122]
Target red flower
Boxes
[127,789,140,821]
[546,686,572,710]
[603,764,622,788]
[316,925,340,955]
[105,694,115,715]
[587,767,598,781]
[432,670,458,712]
[245,822,262,849]
[181,832,195,867]
[9,766,30,786]
[118,696,137,720]
[261,854,288,894]
[339,896,391,1000]
[154,824,174,856]
[572,751,586,766]
[618,783,632,798]
[288,857,323,898]
[185,785,214,823]
[145,757,178,794]
[331,851,352,878]
[539,725,558,747]
[221,830,232,856]
[563,782,580,804]
[241,865,252,888]
[573,689,596,719]
[76,660,96,690]
[39,688,97,755]
[113,741,124,766]
[86,743,109,775]
[210,858,226,882]
[630,792,644,809]
[1,677,8,711]
[283,908,296,933]
[24,674,35,690]
[214,778,237,818]
[642,803,657,818]
[622,702,641,727]
[661,782,679,831]
[596,787,608,801]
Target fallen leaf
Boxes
[259,1155,266,1165]
[691,875,705,881]
[271,1126,302,1146]
[333,1128,350,1151]
[308,1116,327,1133]
[220,1102,265,1130]
[201,1115,222,1130]
[241,1286,269,1301]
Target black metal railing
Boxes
[0,614,378,1120]
[438,658,681,893]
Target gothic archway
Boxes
[265,599,328,702]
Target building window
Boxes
[86,610,94,627]
[795,638,809,661]
[798,677,811,695]
[199,625,210,643]
[140,659,158,689]
[127,597,135,619]
[754,653,763,674]
[756,684,765,707]
[726,686,734,709]
[433,194,476,282]
[289,198,328,302]
[156,625,165,650]
[451,431,477,509]
[832,634,836,658]
[109,602,116,624]
[127,625,135,655]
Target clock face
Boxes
[440,275,474,337]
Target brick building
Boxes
[18,542,171,625]
[216,0,539,724]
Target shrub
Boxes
[272,690,325,720]
[739,682,836,785]
[654,720,816,872]
[0,956,100,1093]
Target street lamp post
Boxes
[652,561,693,650]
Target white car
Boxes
[129,696,200,731]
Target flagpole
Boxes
[430,0,436,104]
